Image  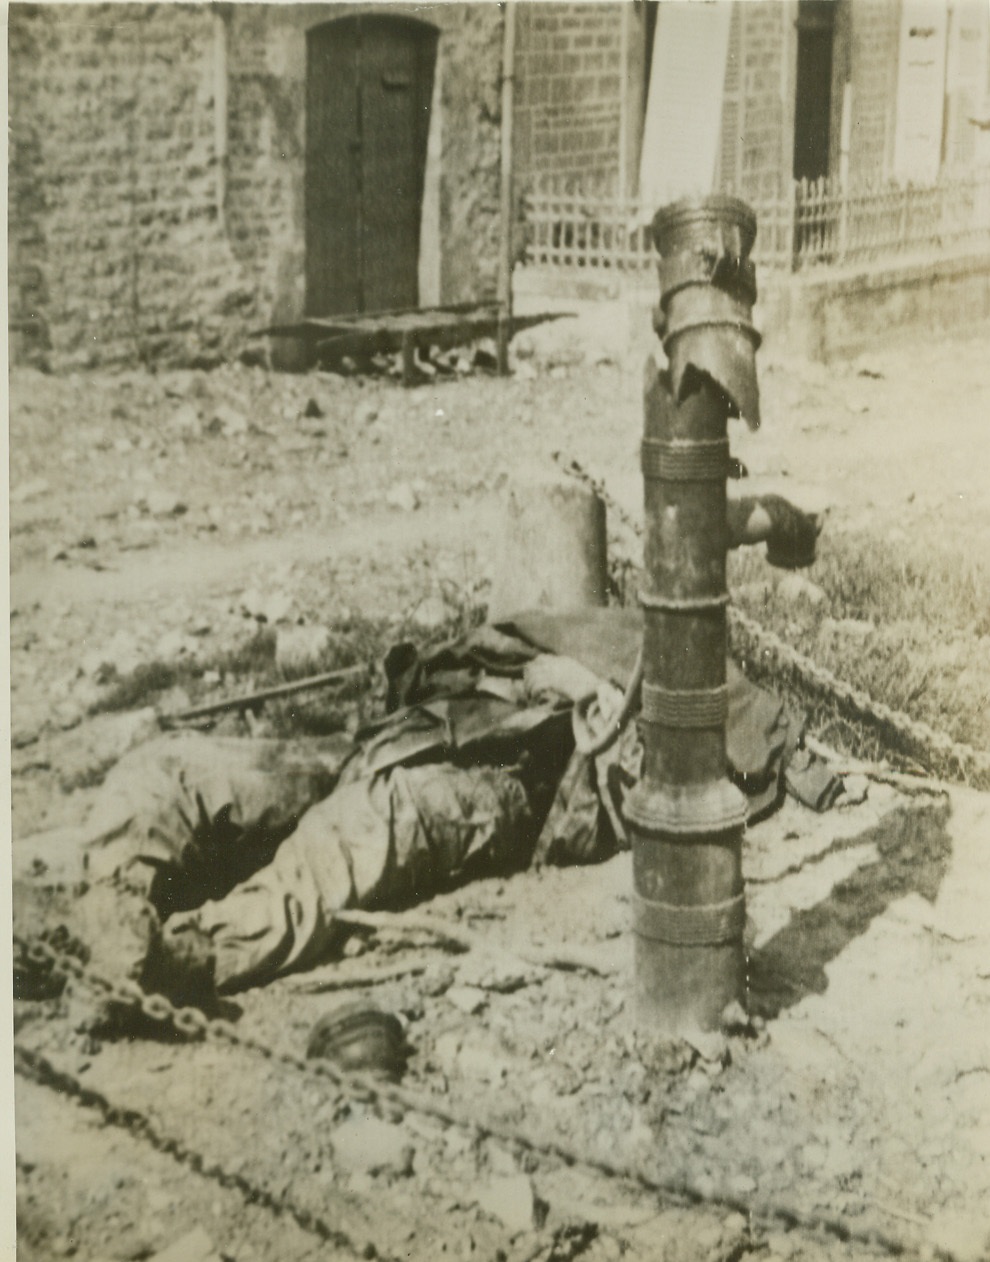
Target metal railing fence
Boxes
[523,168,990,274]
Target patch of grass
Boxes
[213,627,278,678]
[731,529,990,635]
[727,530,990,780]
[96,659,203,713]
[613,525,990,783]
[94,629,278,716]
[89,594,490,741]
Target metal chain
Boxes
[556,454,990,785]
[14,1042,369,1260]
[729,606,990,783]
[552,451,643,541]
[14,933,927,1260]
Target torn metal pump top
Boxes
[651,195,761,429]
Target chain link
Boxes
[556,454,990,785]
[728,606,990,783]
[14,448,969,1257]
[8,463,964,1259]
[553,451,644,541]
[13,1041,367,1259]
[14,932,926,1259]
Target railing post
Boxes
[898,182,910,253]
[790,177,801,272]
[837,175,849,265]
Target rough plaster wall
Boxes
[223,4,308,333]
[8,8,51,366]
[7,3,255,370]
[7,1,503,370]
[433,3,503,302]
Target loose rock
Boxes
[145,489,187,518]
[411,594,451,632]
[209,404,248,437]
[473,1174,540,1234]
[331,1115,415,1178]
[154,629,199,661]
[355,401,379,426]
[386,482,420,512]
[147,1226,220,1262]
[240,588,294,624]
[169,403,201,434]
[446,985,488,1015]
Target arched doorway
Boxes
[305,14,438,317]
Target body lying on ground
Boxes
[17,494,827,1006]
[24,610,841,1008]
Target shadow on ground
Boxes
[748,797,952,1017]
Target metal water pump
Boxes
[625,195,762,1038]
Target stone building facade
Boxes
[512,1,795,200]
[513,0,990,197]
[9,0,989,371]
[8,2,504,370]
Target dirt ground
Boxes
[8,323,990,1262]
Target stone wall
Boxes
[7,2,504,370]
[786,251,990,361]
[8,3,226,369]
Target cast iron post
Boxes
[625,195,761,1038]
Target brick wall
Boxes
[717,2,791,200]
[740,3,790,198]
[7,2,503,370]
[513,1,790,201]
[846,0,901,185]
[514,2,623,191]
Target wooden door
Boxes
[793,0,835,181]
[306,15,438,317]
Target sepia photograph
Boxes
[7,1,990,1260]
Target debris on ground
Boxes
[11,336,990,1262]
